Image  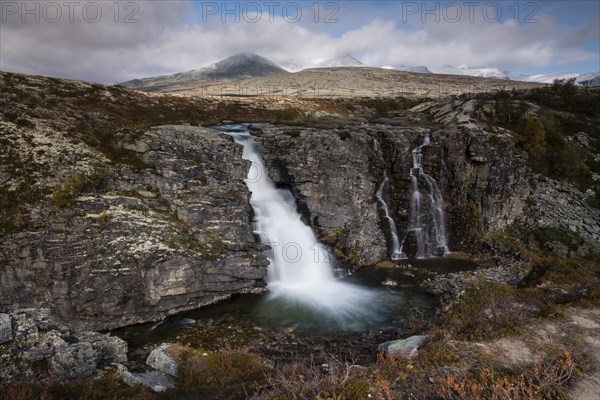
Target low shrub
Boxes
[436,351,575,400]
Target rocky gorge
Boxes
[1,71,599,397]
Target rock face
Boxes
[255,122,534,264]
[527,178,600,252]
[255,126,388,266]
[0,125,269,331]
[255,101,598,266]
[0,309,128,384]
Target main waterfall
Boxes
[400,134,449,258]
[219,125,393,329]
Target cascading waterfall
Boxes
[373,139,403,260]
[400,134,449,258]
[218,125,393,328]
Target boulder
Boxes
[49,343,98,380]
[378,335,428,358]
[75,331,128,364]
[147,343,178,377]
[21,331,67,361]
[11,313,38,339]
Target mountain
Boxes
[576,72,600,87]
[317,54,366,68]
[279,54,366,72]
[429,65,600,86]
[120,53,288,92]
[388,65,431,73]
[433,65,510,79]
[512,72,579,83]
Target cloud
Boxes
[0,0,598,83]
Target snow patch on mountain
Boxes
[429,64,599,86]
[279,54,366,72]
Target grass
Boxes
[439,279,528,340]
[97,212,113,231]
[50,168,109,209]
[0,374,153,400]
[168,347,269,400]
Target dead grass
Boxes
[0,374,154,400]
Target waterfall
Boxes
[373,139,404,260]
[400,134,449,258]
[219,125,381,322]
[375,171,403,260]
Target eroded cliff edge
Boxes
[1,123,269,331]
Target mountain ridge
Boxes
[120,52,288,92]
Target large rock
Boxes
[74,331,128,364]
[20,331,67,361]
[147,343,178,377]
[0,309,131,385]
[49,343,98,380]
[11,313,38,338]
[378,335,428,358]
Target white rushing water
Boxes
[219,126,389,327]
[375,171,403,260]
[401,134,449,258]
[373,139,403,260]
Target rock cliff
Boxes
[254,102,598,265]
[1,124,269,331]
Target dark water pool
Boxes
[113,269,437,348]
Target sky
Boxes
[0,0,599,83]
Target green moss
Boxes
[338,130,351,141]
[285,129,302,138]
[50,168,109,209]
[537,303,567,321]
[203,231,225,261]
[339,377,370,400]
[487,225,527,255]
[321,227,343,244]
[468,200,478,219]
[532,227,584,253]
[441,279,525,340]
